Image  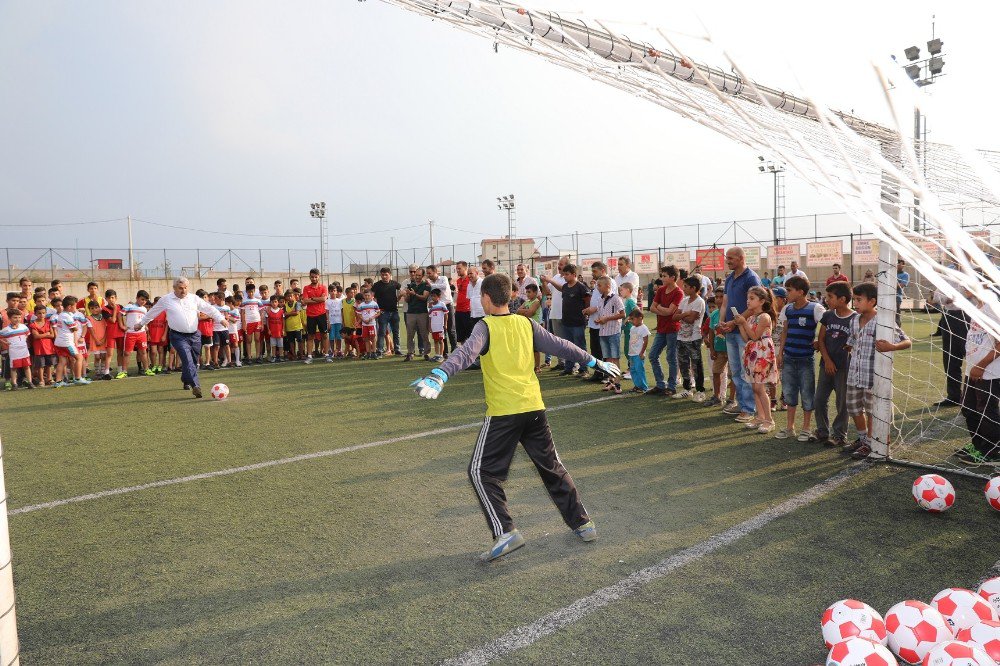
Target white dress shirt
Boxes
[468,278,485,318]
[515,275,538,300]
[546,274,567,320]
[616,270,639,291]
[429,275,453,305]
[138,292,226,333]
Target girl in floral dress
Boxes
[733,286,777,433]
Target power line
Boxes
[0,217,126,228]
[132,219,435,239]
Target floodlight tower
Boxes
[497,194,516,273]
[897,22,946,232]
[758,157,786,246]
[309,202,327,278]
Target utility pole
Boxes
[127,215,135,281]
[757,157,785,246]
[429,220,435,265]
[390,236,395,279]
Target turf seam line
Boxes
[977,558,1000,590]
[8,395,623,517]
[442,462,871,666]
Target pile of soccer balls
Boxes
[821,580,1000,665]
[911,474,1000,514]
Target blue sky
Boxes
[1,0,993,261]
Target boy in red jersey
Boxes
[102,289,127,378]
[147,296,169,373]
[29,304,56,385]
[266,295,286,362]
[86,301,109,379]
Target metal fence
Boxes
[4,206,999,289]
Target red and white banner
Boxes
[635,252,658,273]
[695,247,726,271]
[851,239,879,265]
[662,250,691,269]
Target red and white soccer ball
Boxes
[912,475,956,513]
[826,637,898,666]
[931,588,999,632]
[955,620,1000,663]
[886,600,954,664]
[985,477,1000,512]
[210,383,230,400]
[979,578,1000,617]
[919,639,995,666]
[822,599,889,649]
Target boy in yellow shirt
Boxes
[284,291,304,360]
[412,273,620,561]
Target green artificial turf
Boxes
[0,312,994,664]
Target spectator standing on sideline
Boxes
[646,265,683,396]
[761,271,772,288]
[427,265,456,354]
[825,263,849,286]
[403,265,431,361]
[789,261,807,280]
[581,262,617,383]
[558,264,590,376]
[616,257,640,300]
[539,256,569,371]
[693,264,713,299]
[514,264,537,301]
[772,265,787,287]
[930,278,968,407]
[896,258,910,313]
[454,261,473,344]
[301,268,330,363]
[373,267,402,356]
[863,269,876,284]
[717,247,763,421]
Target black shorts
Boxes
[341,327,355,337]
[306,315,329,335]
[286,330,303,343]
[201,335,213,346]
[213,331,229,347]
[33,354,57,368]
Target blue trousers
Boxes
[562,325,587,371]
[376,310,400,353]
[628,355,648,391]
[726,331,755,414]
[169,329,202,389]
[649,332,678,390]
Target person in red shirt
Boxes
[101,289,128,378]
[29,304,56,385]
[147,299,170,373]
[825,263,850,286]
[266,295,287,362]
[454,260,473,343]
[646,264,684,395]
[301,268,330,362]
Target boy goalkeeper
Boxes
[412,273,621,562]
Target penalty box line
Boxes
[444,462,872,666]
[8,395,623,518]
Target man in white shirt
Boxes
[789,261,808,280]
[581,261,617,382]
[514,264,538,300]
[959,288,1000,463]
[539,256,569,370]
[426,264,456,354]
[693,264,714,299]
[615,257,640,297]
[136,277,227,398]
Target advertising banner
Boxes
[806,241,843,267]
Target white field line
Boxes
[444,463,870,666]
[8,395,622,517]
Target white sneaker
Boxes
[304,355,313,364]
[672,390,692,399]
[235,362,243,368]
[691,391,706,403]
[622,372,632,380]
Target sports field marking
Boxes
[8,395,622,517]
[444,462,870,666]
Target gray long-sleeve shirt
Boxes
[438,315,594,379]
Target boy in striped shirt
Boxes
[122,291,153,377]
[1,309,33,390]
[593,276,625,394]
[776,276,825,441]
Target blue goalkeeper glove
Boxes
[411,368,448,399]
[588,357,622,379]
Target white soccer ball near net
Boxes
[985,477,1000,512]
[825,637,897,666]
[211,383,230,400]
[912,474,956,513]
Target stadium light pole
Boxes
[497,194,516,273]
[896,21,946,233]
[309,202,327,278]
[757,157,785,246]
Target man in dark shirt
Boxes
[403,266,431,360]
[558,263,591,376]
[372,267,402,356]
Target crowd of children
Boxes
[1,265,996,465]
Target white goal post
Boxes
[0,439,19,665]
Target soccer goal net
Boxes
[378,0,1000,478]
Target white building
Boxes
[478,237,540,273]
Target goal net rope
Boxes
[378,0,1000,477]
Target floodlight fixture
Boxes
[905,64,921,80]
[758,166,766,172]
[904,45,921,61]
[927,38,942,54]
[758,155,765,161]
[928,56,944,75]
